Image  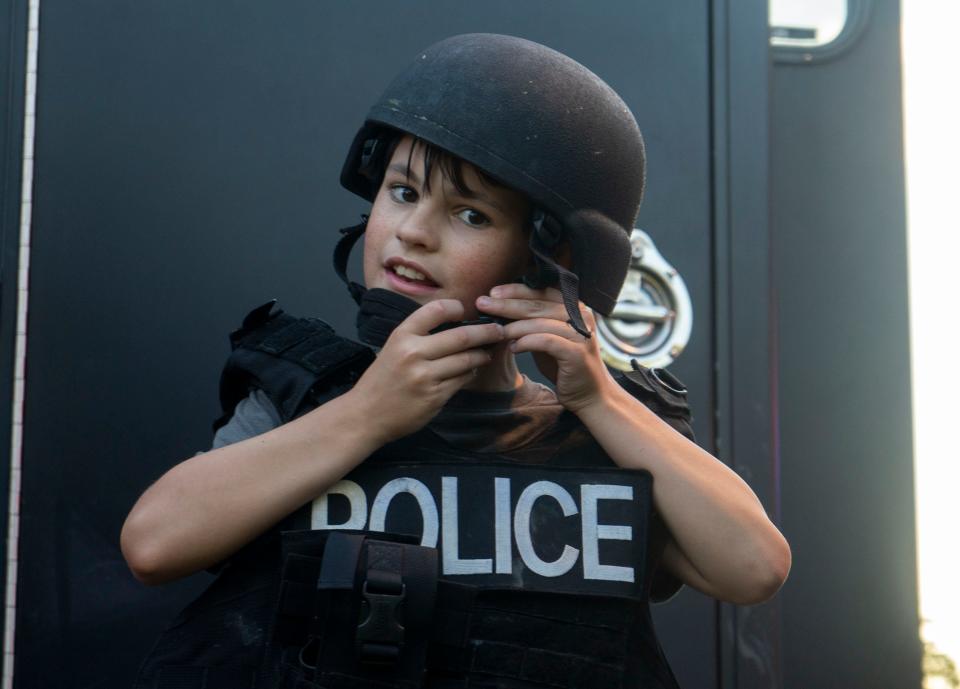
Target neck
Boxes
[462,341,524,392]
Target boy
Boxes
[123,33,789,689]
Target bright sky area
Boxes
[902,0,960,677]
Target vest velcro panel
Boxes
[215,302,375,430]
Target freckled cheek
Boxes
[455,249,520,299]
[456,263,492,294]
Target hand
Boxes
[349,299,505,446]
[476,284,615,414]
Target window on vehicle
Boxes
[770,0,848,49]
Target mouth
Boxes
[384,258,440,289]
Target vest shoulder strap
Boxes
[214,300,375,431]
[617,361,696,443]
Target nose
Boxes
[395,200,441,251]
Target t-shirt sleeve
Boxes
[211,388,283,449]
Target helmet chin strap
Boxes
[527,211,592,338]
[333,215,370,305]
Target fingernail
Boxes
[477,296,492,306]
[509,340,517,351]
[490,286,504,297]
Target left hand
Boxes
[476,283,616,414]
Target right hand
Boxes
[348,299,505,446]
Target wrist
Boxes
[319,388,393,455]
[570,374,632,424]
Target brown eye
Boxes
[457,208,491,228]
[389,184,419,203]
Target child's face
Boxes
[363,136,531,318]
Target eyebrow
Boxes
[387,163,421,185]
[453,185,506,215]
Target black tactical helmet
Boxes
[340,33,646,328]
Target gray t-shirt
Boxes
[212,388,284,449]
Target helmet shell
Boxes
[341,33,646,315]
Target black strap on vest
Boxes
[214,301,375,430]
[617,359,695,443]
[276,531,438,689]
[356,541,408,663]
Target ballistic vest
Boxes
[133,302,693,689]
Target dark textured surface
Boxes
[771,0,922,686]
[16,2,716,688]
[0,0,28,663]
[709,1,783,686]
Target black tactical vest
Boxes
[133,303,694,689]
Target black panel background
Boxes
[15,3,718,688]
[0,0,30,632]
[771,0,922,687]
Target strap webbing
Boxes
[529,212,591,338]
[318,532,365,589]
[154,665,256,689]
[334,217,369,305]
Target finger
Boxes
[502,317,588,343]
[419,321,505,359]
[489,283,564,302]
[399,299,466,335]
[488,286,598,332]
[476,294,568,321]
[442,368,478,394]
[581,305,598,329]
[429,347,496,380]
[510,332,581,359]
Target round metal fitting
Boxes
[595,228,693,370]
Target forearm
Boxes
[577,382,790,604]
[121,390,381,585]
[122,301,504,586]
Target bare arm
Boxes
[480,284,791,605]
[575,384,790,605]
[121,299,505,585]
[120,390,382,585]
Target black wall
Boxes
[0,0,30,622]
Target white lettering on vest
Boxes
[311,479,367,530]
[494,477,512,574]
[441,477,493,575]
[581,484,635,583]
[514,480,579,577]
[368,477,439,547]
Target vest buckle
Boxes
[356,578,406,664]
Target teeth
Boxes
[394,265,428,282]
